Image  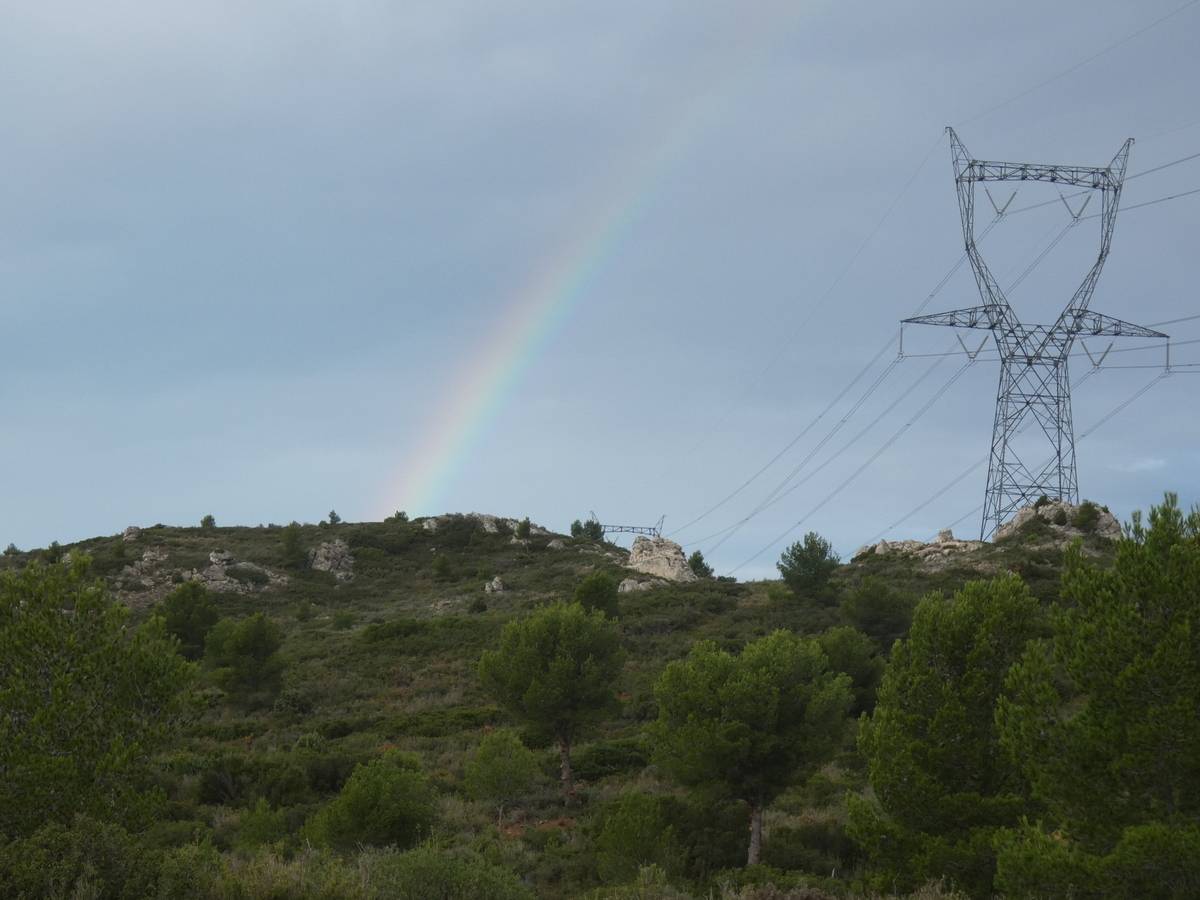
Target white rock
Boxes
[627,536,697,583]
[547,539,566,551]
[122,526,141,543]
[618,577,652,593]
[484,575,505,593]
[309,540,355,582]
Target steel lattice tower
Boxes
[904,129,1168,539]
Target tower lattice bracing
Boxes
[904,129,1167,539]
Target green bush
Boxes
[777,532,840,598]
[305,751,436,851]
[687,551,713,578]
[574,571,620,618]
[0,815,163,900]
[840,577,917,649]
[363,845,533,900]
[204,613,284,700]
[227,564,270,588]
[572,738,648,782]
[281,523,307,568]
[595,793,679,882]
[201,514,216,530]
[236,798,289,849]
[162,581,219,661]
[1071,500,1101,531]
[464,730,541,825]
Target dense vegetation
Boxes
[0,495,1194,899]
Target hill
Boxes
[0,506,1127,899]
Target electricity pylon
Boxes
[904,128,1167,540]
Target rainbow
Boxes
[380,7,804,518]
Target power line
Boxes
[727,359,978,574]
[960,0,1200,126]
[671,214,1004,538]
[911,371,1172,542]
[688,131,945,456]
[692,201,1090,556]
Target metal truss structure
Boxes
[904,128,1167,539]
[588,512,665,539]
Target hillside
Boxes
[0,506,1128,899]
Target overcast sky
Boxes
[3,0,1198,577]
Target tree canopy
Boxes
[650,629,852,865]
[0,559,193,837]
[995,493,1200,897]
[478,601,622,802]
[852,574,1043,896]
[777,531,840,597]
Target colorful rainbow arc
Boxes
[380,7,804,518]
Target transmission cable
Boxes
[670,213,1004,538]
[928,371,1171,539]
[727,359,978,574]
[960,0,1200,127]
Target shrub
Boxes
[281,522,307,569]
[1072,499,1100,531]
[687,551,713,578]
[469,597,488,614]
[204,613,285,700]
[228,563,270,588]
[0,560,193,837]
[0,815,163,900]
[816,625,884,715]
[236,797,289,849]
[1052,507,1068,526]
[328,509,342,526]
[574,571,620,618]
[839,578,917,650]
[200,514,216,529]
[464,730,540,825]
[432,555,453,581]
[305,751,436,850]
[385,510,409,524]
[595,793,679,882]
[777,533,839,598]
[363,846,533,900]
[331,612,355,630]
[517,517,532,538]
[162,581,219,660]
[572,738,648,781]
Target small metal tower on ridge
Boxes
[904,128,1167,539]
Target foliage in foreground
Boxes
[0,559,193,838]
[651,630,853,866]
[851,574,1043,896]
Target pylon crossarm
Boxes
[957,160,1121,189]
[903,305,1013,330]
[1057,309,1167,339]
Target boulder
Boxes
[993,500,1121,543]
[309,540,355,583]
[627,536,697,583]
[485,575,506,593]
[122,526,141,543]
[618,578,652,593]
[547,539,566,551]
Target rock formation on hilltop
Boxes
[626,536,697,583]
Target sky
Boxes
[2,0,1198,578]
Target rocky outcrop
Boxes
[627,537,697,583]
[618,577,652,593]
[993,500,1121,543]
[122,526,141,543]
[188,550,289,593]
[547,539,566,551]
[419,513,554,536]
[309,540,354,582]
[854,528,987,572]
[484,575,506,593]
